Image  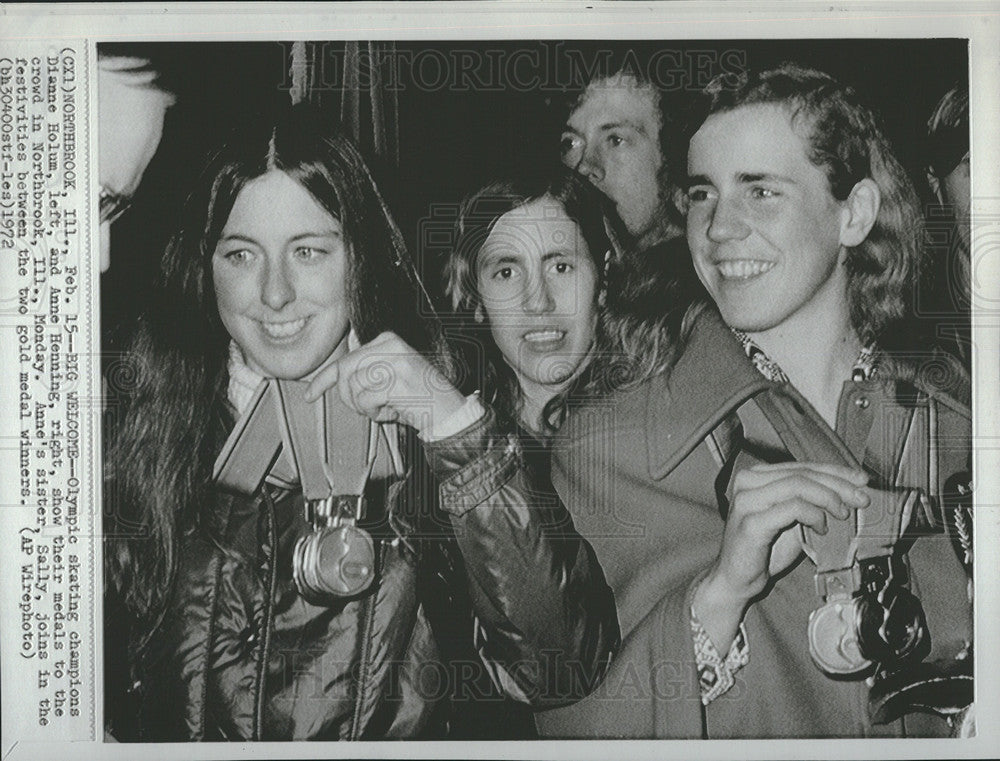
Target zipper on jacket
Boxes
[253,490,280,740]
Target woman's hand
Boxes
[693,461,870,652]
[304,331,467,436]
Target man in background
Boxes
[98,49,175,272]
[559,61,683,253]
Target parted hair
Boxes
[445,165,613,432]
[106,102,448,628]
[697,62,924,345]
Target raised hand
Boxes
[304,331,467,436]
[693,461,870,652]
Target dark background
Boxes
[100,39,968,350]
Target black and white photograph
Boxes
[1,4,998,759]
[99,35,975,741]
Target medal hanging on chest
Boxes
[276,381,379,600]
[213,379,395,602]
[751,389,930,681]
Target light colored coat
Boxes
[537,310,971,738]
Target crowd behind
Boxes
[99,46,973,741]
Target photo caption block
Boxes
[0,41,97,745]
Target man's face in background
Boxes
[560,74,665,246]
[98,56,174,272]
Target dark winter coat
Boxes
[132,411,618,740]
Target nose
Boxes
[261,258,295,311]
[576,144,605,184]
[706,195,751,243]
[523,274,556,314]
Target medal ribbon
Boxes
[213,378,401,503]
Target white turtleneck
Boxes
[227,341,265,417]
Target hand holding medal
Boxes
[305,330,467,437]
[214,331,465,602]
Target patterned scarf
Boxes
[730,328,877,384]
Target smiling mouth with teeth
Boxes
[259,317,309,339]
[716,260,776,279]
[523,329,566,343]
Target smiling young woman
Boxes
[103,103,452,741]
[211,170,353,379]
[540,63,972,740]
[104,106,619,742]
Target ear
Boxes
[839,178,881,248]
[473,304,485,324]
[671,186,688,217]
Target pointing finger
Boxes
[304,361,340,402]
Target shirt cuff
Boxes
[690,599,750,706]
[418,393,487,442]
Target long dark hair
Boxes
[445,166,612,433]
[105,103,448,628]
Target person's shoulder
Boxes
[562,370,663,440]
[881,348,970,417]
[561,309,750,441]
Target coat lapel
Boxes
[645,310,773,481]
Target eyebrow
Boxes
[479,249,574,268]
[738,172,795,184]
[684,172,796,187]
[217,230,341,245]
[217,234,256,245]
[290,230,342,241]
[599,120,647,135]
[478,251,520,267]
[562,120,648,137]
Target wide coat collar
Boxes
[644,308,773,481]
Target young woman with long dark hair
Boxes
[105,105,618,741]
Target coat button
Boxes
[855,397,870,409]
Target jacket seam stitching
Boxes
[199,550,224,741]
[350,548,383,739]
[435,435,510,488]
[440,452,518,515]
[253,492,279,740]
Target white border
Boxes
[1,3,997,759]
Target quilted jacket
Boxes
[130,410,618,740]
